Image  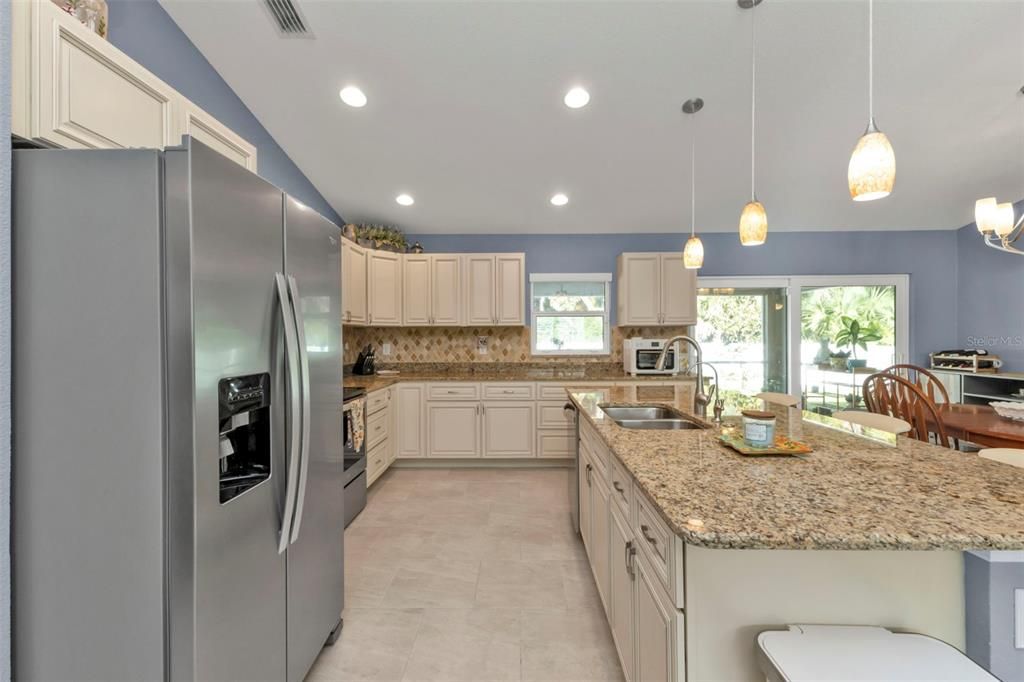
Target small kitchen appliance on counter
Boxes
[623,338,683,376]
[353,345,376,375]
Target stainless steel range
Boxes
[343,387,368,527]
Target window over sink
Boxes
[530,274,611,355]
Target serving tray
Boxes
[719,432,813,456]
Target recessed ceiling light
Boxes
[550,193,569,206]
[395,193,414,206]
[339,86,367,108]
[563,87,590,109]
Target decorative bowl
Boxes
[990,402,1024,422]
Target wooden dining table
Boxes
[936,403,1024,449]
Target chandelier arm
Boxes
[984,233,1024,255]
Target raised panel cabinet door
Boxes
[465,255,496,325]
[635,556,674,682]
[619,254,661,325]
[19,0,176,149]
[579,449,593,552]
[591,472,613,617]
[342,241,368,325]
[609,506,636,682]
[431,255,463,325]
[367,250,403,326]
[495,254,525,325]
[660,254,697,325]
[402,255,432,325]
[396,384,425,458]
[482,402,535,458]
[176,99,258,171]
[426,402,480,457]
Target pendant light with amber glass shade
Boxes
[738,0,767,246]
[682,98,705,269]
[848,0,895,201]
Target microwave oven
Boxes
[623,338,683,376]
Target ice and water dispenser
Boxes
[218,373,271,503]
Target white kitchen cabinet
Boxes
[634,552,683,682]
[591,469,613,617]
[401,254,461,326]
[463,254,525,326]
[609,504,636,682]
[426,402,480,457]
[465,255,497,325]
[579,448,594,551]
[176,97,257,171]
[402,255,432,325]
[366,387,394,486]
[495,255,526,325]
[482,402,535,458]
[367,250,402,326]
[342,239,368,326]
[617,253,697,326]
[396,383,425,459]
[431,255,463,326]
[13,0,176,150]
[12,0,256,170]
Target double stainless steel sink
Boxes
[598,404,708,430]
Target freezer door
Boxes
[183,141,290,681]
[284,195,345,681]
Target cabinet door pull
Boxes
[625,540,636,579]
[613,480,625,494]
[641,524,658,546]
[585,463,592,486]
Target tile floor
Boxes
[307,467,624,682]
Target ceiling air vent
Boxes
[264,0,312,38]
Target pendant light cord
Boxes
[690,112,696,238]
[750,1,757,201]
[868,0,874,123]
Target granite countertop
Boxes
[570,385,1024,551]
[344,363,695,393]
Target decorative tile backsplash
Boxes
[343,325,691,365]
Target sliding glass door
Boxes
[696,282,788,411]
[698,275,909,414]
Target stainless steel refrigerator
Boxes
[13,138,344,681]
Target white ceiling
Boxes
[160,0,1024,234]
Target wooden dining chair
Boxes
[882,364,951,404]
[979,448,1024,468]
[862,372,952,447]
[833,410,912,435]
[755,392,800,408]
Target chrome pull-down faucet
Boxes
[655,335,712,418]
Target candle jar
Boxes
[742,410,776,447]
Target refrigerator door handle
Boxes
[287,275,312,544]
[275,273,302,554]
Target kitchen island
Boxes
[569,385,1024,682]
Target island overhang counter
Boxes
[568,385,1024,682]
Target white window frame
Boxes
[697,274,910,398]
[530,273,612,356]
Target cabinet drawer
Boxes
[367,440,388,477]
[367,410,388,449]
[482,382,535,400]
[426,383,481,400]
[538,401,575,429]
[608,457,632,517]
[537,430,574,458]
[366,389,390,415]
[538,384,571,400]
[634,489,684,608]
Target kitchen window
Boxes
[530,274,611,355]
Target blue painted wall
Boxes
[956,200,1024,369]
[106,0,342,225]
[0,0,11,675]
[409,230,960,367]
